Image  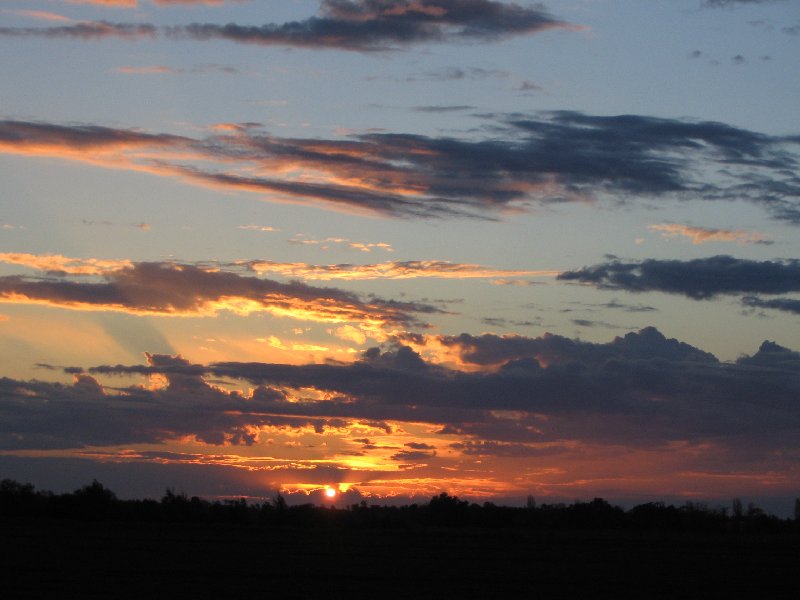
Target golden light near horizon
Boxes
[325,487,337,499]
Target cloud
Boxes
[287,236,394,253]
[412,105,474,113]
[0,255,438,331]
[114,65,179,75]
[648,223,772,245]
[571,319,632,330]
[241,259,553,281]
[7,327,790,460]
[66,0,138,6]
[7,2,574,51]
[1,112,798,220]
[0,253,132,275]
[398,326,719,369]
[238,225,279,232]
[5,10,74,22]
[702,0,786,7]
[742,296,800,315]
[66,1,236,6]
[398,66,510,82]
[595,299,657,313]
[114,64,239,75]
[3,327,799,502]
[166,1,576,51]
[558,256,800,300]
[0,21,157,39]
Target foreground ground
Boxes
[2,517,798,599]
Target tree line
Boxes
[2,479,799,534]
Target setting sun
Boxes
[325,487,337,499]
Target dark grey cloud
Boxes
[7,327,784,457]
[167,1,573,51]
[412,105,474,113]
[0,21,157,40]
[2,112,799,221]
[742,296,800,315]
[598,299,658,313]
[400,326,719,367]
[571,319,632,330]
[1,327,798,476]
[398,66,510,82]
[0,2,572,51]
[0,119,187,149]
[559,256,800,300]
[0,260,438,327]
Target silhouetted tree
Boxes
[71,479,118,519]
[732,498,743,519]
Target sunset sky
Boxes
[1,0,799,512]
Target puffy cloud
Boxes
[4,327,791,458]
[559,256,800,300]
[3,327,799,502]
[399,326,719,369]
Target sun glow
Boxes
[325,487,337,498]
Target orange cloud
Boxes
[0,252,133,275]
[649,223,771,245]
[67,0,138,6]
[243,259,553,281]
[6,10,74,22]
[0,257,437,333]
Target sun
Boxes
[325,487,337,498]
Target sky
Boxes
[0,0,799,512]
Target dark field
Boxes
[2,517,798,599]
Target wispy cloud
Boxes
[114,63,239,75]
[649,223,772,245]
[4,10,74,23]
[1,112,798,221]
[4,1,576,51]
[742,296,800,315]
[66,1,236,6]
[702,0,787,7]
[0,255,439,331]
[0,252,132,275]
[288,236,394,253]
[240,259,554,281]
[0,21,157,39]
[238,224,279,232]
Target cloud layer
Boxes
[3,328,798,471]
[559,255,800,300]
[1,112,799,221]
[2,1,574,51]
[0,256,438,331]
